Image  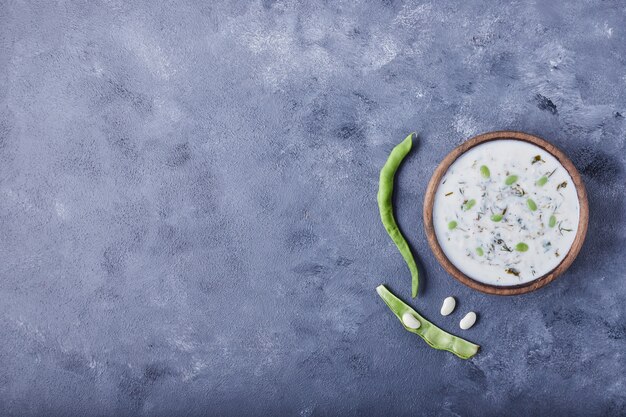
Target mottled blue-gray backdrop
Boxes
[1,1,625,416]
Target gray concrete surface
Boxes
[1,1,625,416]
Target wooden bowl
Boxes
[423,131,589,295]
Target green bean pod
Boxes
[376,285,480,359]
[377,133,420,298]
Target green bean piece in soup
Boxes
[376,285,480,359]
[549,215,557,228]
[505,175,518,186]
[377,133,420,298]
[480,165,490,179]
[515,242,529,252]
[462,199,476,211]
[490,214,503,222]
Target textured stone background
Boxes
[1,1,625,416]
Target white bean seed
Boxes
[402,312,421,329]
[460,312,477,330]
[440,296,456,316]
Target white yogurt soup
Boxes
[433,140,580,286]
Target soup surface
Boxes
[433,140,579,286]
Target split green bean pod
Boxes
[376,285,480,359]
[377,133,419,298]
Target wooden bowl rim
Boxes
[423,130,589,296]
